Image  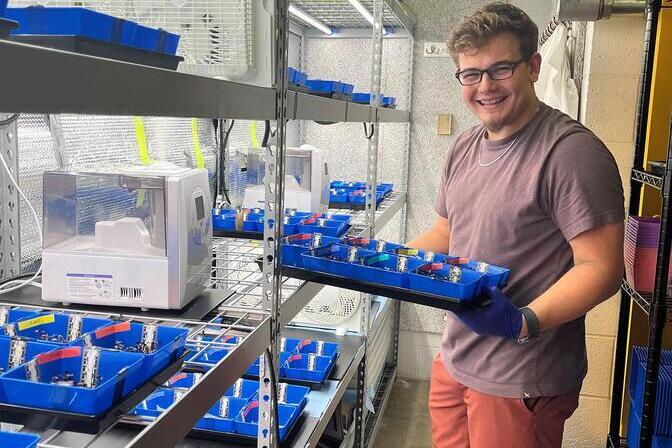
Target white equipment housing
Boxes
[41,164,213,310]
[243,145,330,212]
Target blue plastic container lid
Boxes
[0,431,40,448]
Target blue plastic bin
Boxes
[0,0,7,17]
[0,307,40,327]
[6,7,136,45]
[77,321,188,388]
[347,189,385,205]
[0,346,143,415]
[628,402,672,448]
[165,371,203,389]
[287,67,298,84]
[330,189,349,204]
[130,24,179,54]
[0,431,40,448]
[295,70,308,87]
[298,217,348,238]
[306,79,343,94]
[282,337,339,362]
[281,352,335,384]
[199,396,248,432]
[408,263,485,301]
[393,247,449,264]
[5,313,112,345]
[382,96,397,107]
[281,233,341,268]
[0,338,59,374]
[130,387,178,419]
[347,252,425,288]
[455,260,510,289]
[341,83,355,95]
[301,244,377,278]
[344,237,404,254]
[212,209,236,231]
[188,346,230,369]
[234,399,302,441]
[629,350,672,437]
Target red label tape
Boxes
[38,346,82,365]
[95,321,131,339]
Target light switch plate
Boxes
[424,42,449,58]
[438,114,452,135]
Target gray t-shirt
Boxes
[435,102,624,398]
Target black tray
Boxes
[281,265,486,311]
[328,201,382,211]
[0,349,190,434]
[214,229,264,240]
[0,18,18,39]
[9,35,184,70]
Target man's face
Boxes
[456,33,540,137]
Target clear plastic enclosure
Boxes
[43,171,167,257]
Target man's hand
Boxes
[454,286,523,339]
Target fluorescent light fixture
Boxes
[347,0,387,35]
[289,5,333,35]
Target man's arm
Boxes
[522,221,624,337]
[406,216,452,255]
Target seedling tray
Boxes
[0,348,187,434]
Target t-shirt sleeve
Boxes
[541,131,625,241]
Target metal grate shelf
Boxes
[632,169,663,190]
[621,280,672,323]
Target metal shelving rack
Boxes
[607,3,669,447]
[0,0,415,446]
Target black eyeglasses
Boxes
[455,58,526,86]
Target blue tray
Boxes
[77,321,188,388]
[351,252,425,288]
[630,352,672,437]
[341,83,355,95]
[330,181,365,191]
[200,396,248,432]
[298,218,348,237]
[212,209,236,231]
[0,307,40,326]
[132,24,179,55]
[165,370,203,389]
[628,402,672,448]
[0,0,7,17]
[282,337,339,362]
[281,233,341,268]
[235,399,302,441]
[306,79,342,94]
[408,263,485,301]
[0,337,59,374]
[394,247,450,264]
[242,219,262,232]
[447,259,510,289]
[347,190,385,205]
[0,346,143,415]
[301,244,377,279]
[6,7,136,45]
[344,237,404,254]
[281,352,335,384]
[4,313,112,345]
[330,189,349,203]
[0,431,40,448]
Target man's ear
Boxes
[528,52,542,82]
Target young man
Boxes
[408,3,625,447]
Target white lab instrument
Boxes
[41,164,212,310]
[243,145,330,212]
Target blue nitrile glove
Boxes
[454,286,523,339]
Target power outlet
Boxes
[424,42,449,58]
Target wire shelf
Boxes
[621,280,672,323]
[632,168,663,190]
[291,0,402,29]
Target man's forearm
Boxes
[526,262,622,335]
[407,229,451,254]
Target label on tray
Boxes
[18,314,55,332]
[95,321,131,339]
[0,307,8,326]
[311,233,323,248]
[219,397,230,418]
[476,261,490,273]
[424,251,435,262]
[25,359,39,381]
[297,339,312,351]
[375,240,387,252]
[66,273,113,301]
[397,256,408,272]
[308,354,317,371]
[141,324,158,354]
[316,341,325,356]
[233,378,244,398]
[38,346,82,365]
[9,339,26,369]
[347,247,358,263]
[80,347,101,388]
[278,383,288,404]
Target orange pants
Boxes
[429,354,580,448]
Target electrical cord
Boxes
[217,119,235,207]
[264,347,281,444]
[0,113,43,293]
[261,120,271,148]
[0,114,20,126]
[363,122,375,140]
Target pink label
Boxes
[168,372,188,385]
[38,346,82,365]
[287,354,302,364]
[297,339,312,350]
[243,400,259,418]
[95,321,131,339]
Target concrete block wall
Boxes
[562,16,644,447]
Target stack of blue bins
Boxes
[0,311,188,416]
[300,241,510,302]
[351,92,397,107]
[329,181,393,207]
[628,346,672,447]
[0,431,40,448]
[131,375,309,441]
[287,67,308,87]
[5,7,180,55]
[282,233,342,268]
[306,79,355,98]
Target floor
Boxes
[372,378,432,448]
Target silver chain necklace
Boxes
[478,129,520,167]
